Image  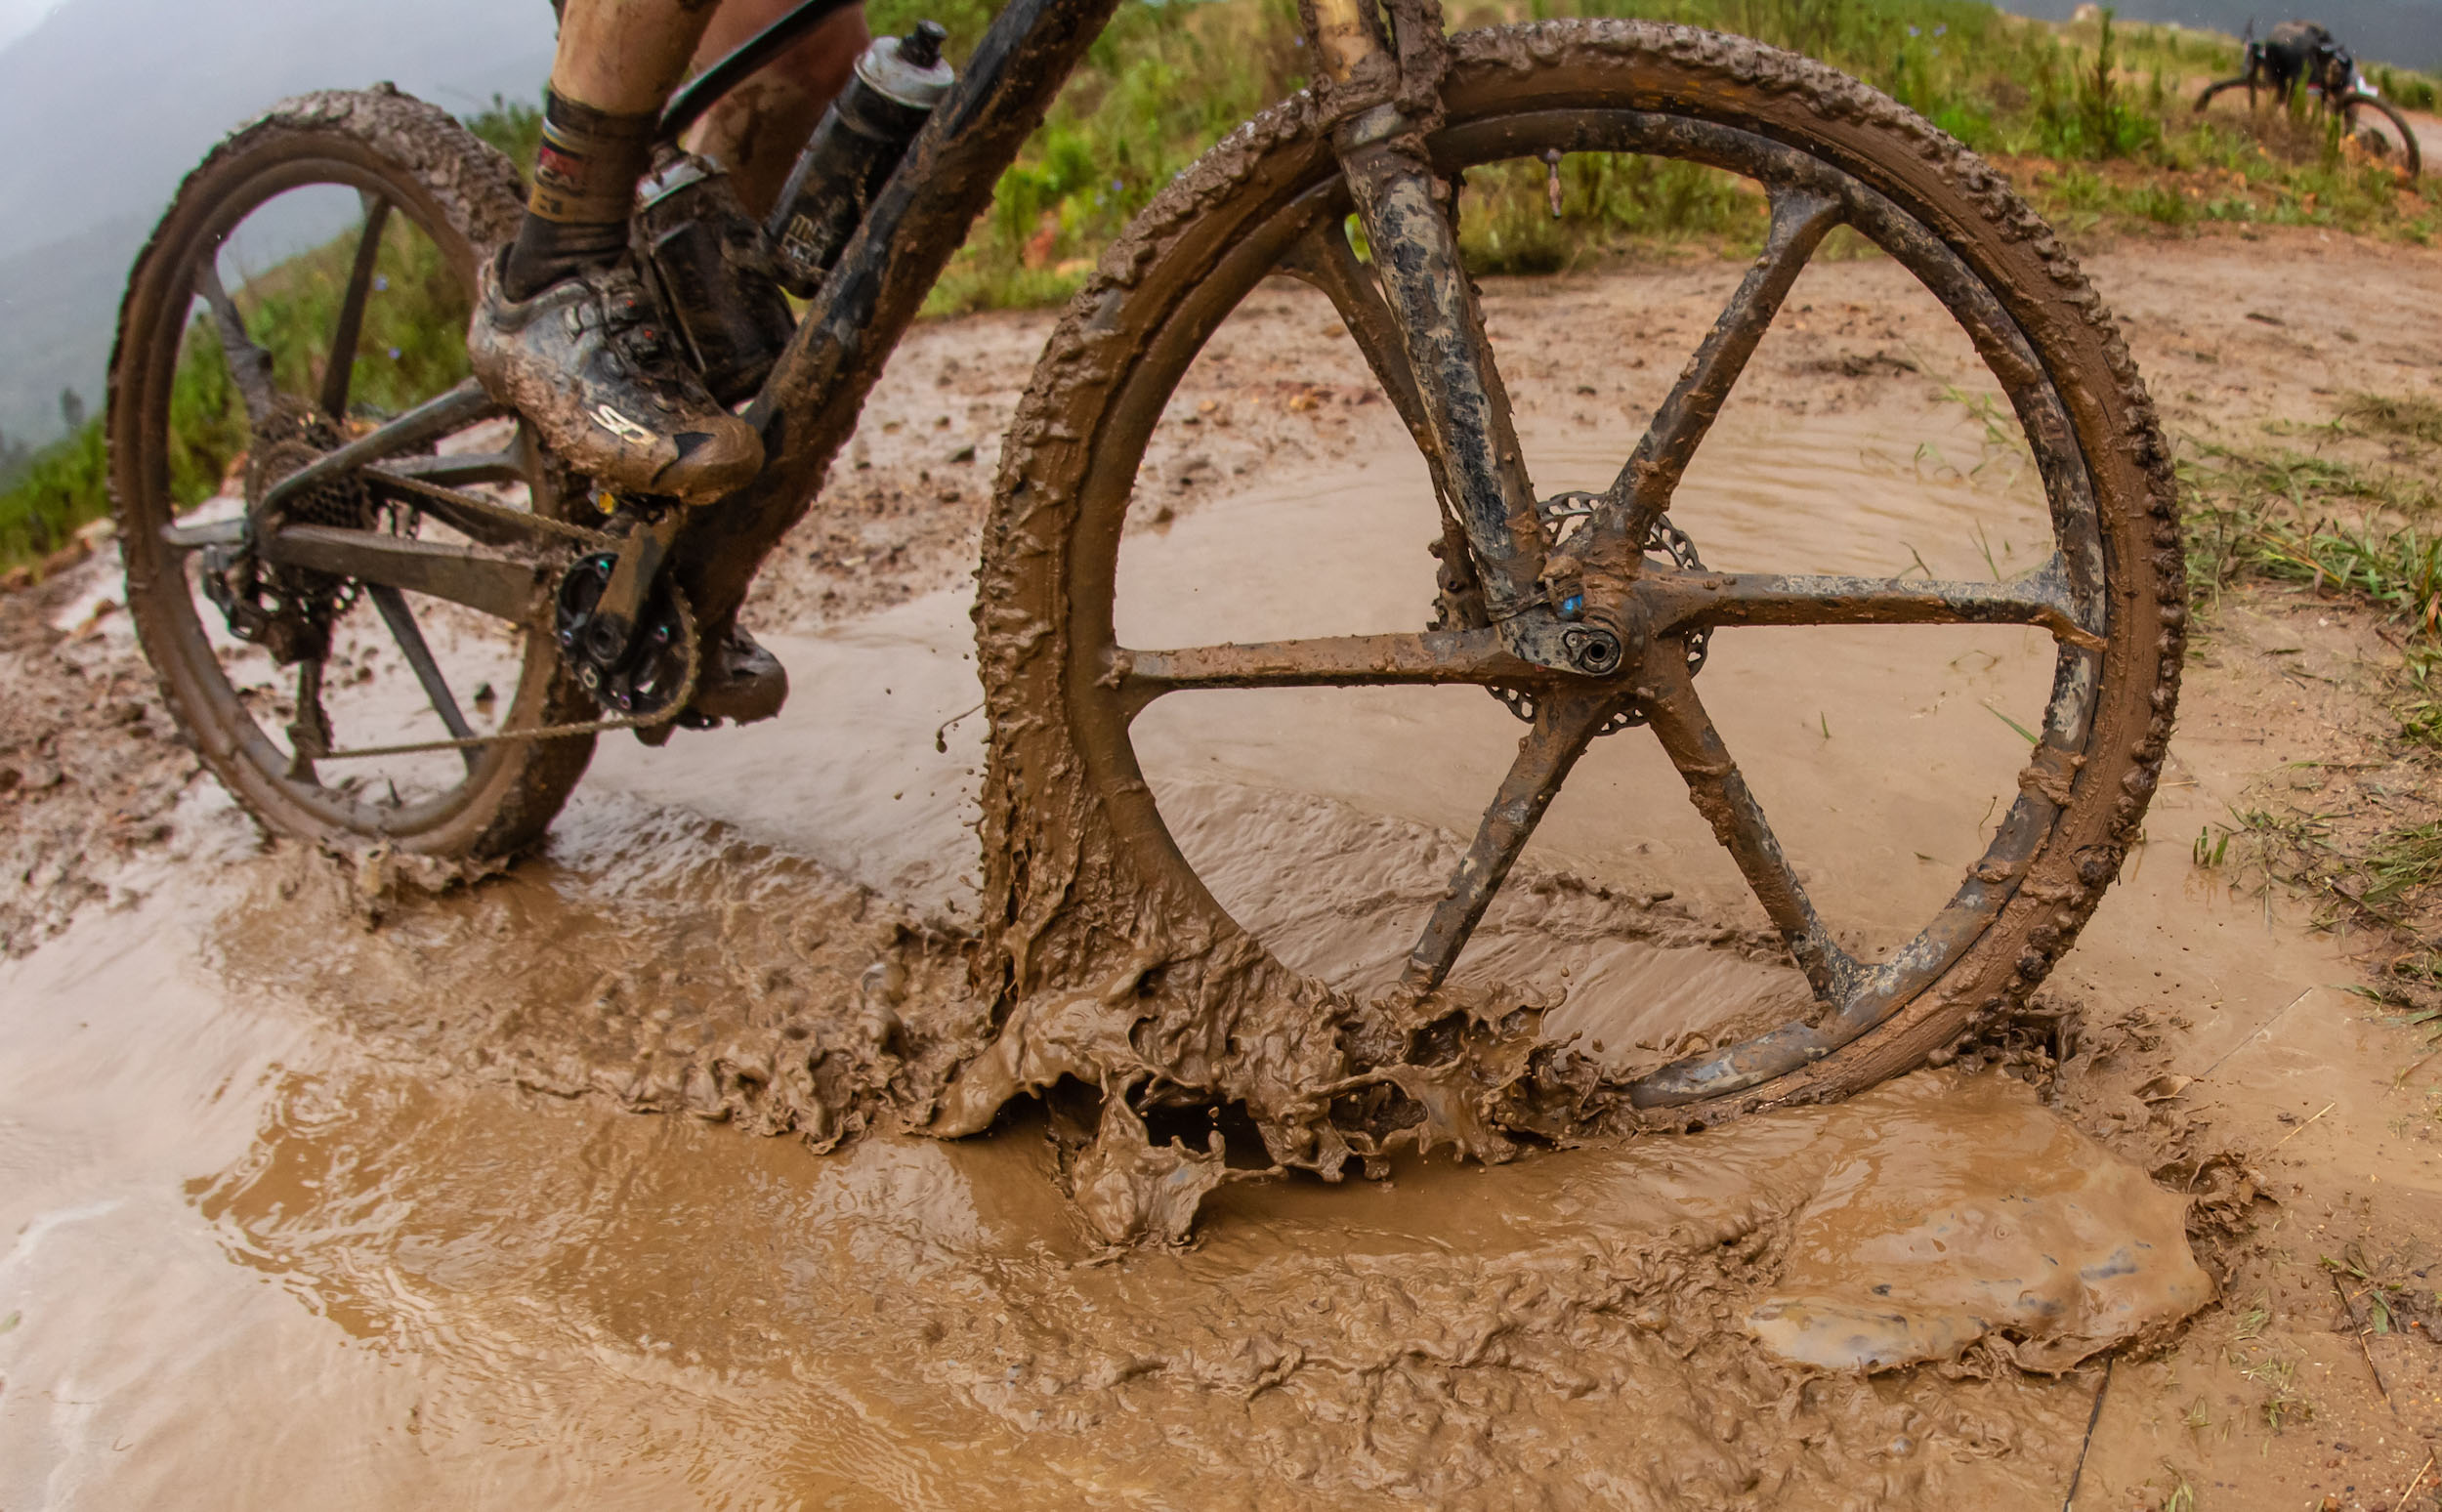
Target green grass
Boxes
[2361,821,2442,913]
[2181,441,2442,620]
[2339,391,2442,448]
[2184,392,2442,1010]
[0,422,105,568]
[879,0,2439,312]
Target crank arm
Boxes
[254,525,551,623]
[578,507,686,668]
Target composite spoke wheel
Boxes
[975,21,2183,1147]
[111,89,596,858]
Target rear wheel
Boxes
[972,21,2182,1162]
[110,89,595,859]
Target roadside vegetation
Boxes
[2180,393,2442,1027]
[4,0,2437,574]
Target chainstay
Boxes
[311,478,699,760]
[371,469,620,550]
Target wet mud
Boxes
[7,231,2442,1505]
[5,863,2206,1508]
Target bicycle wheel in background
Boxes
[111,89,596,859]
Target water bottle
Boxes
[766,21,955,298]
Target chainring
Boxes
[553,552,698,720]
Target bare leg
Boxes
[554,0,726,114]
[468,0,765,505]
[503,0,724,299]
[682,0,871,218]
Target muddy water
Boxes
[1,398,2269,1505]
[3,862,2207,1507]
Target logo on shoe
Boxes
[590,403,655,447]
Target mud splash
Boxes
[211,392,2140,1247]
[1,860,2205,1504]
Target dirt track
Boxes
[4,227,2442,1507]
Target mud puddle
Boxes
[6,400,2231,1507]
[4,862,2208,1507]
[11,239,2442,1505]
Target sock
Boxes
[501,90,659,301]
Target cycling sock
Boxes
[501,90,659,301]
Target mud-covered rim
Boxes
[1057,73,2138,1113]
[114,140,565,846]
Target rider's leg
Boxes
[503,0,715,301]
[683,0,871,219]
[472,0,763,505]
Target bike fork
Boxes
[1310,0,1622,678]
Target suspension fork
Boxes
[1309,0,1622,678]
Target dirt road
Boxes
[3,227,2440,1508]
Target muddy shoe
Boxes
[689,624,790,729]
[467,253,763,504]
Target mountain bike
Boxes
[108,0,2182,1148]
[2194,28,2422,182]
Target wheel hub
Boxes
[1488,501,1710,733]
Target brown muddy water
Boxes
[0,345,2384,1506]
[1,866,2210,1507]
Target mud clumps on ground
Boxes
[1744,1072,2211,1374]
[0,554,204,956]
[1938,990,2276,1265]
[221,800,987,1153]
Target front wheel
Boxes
[110,89,596,859]
[2192,75,2258,113]
[2339,92,2423,180]
[970,21,2182,1166]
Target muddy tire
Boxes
[2339,92,2422,181]
[973,21,2182,1152]
[110,89,595,860]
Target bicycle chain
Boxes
[371,469,618,550]
[304,474,703,761]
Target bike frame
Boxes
[686,0,1611,677]
[263,0,1620,683]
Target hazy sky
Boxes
[0,0,62,50]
